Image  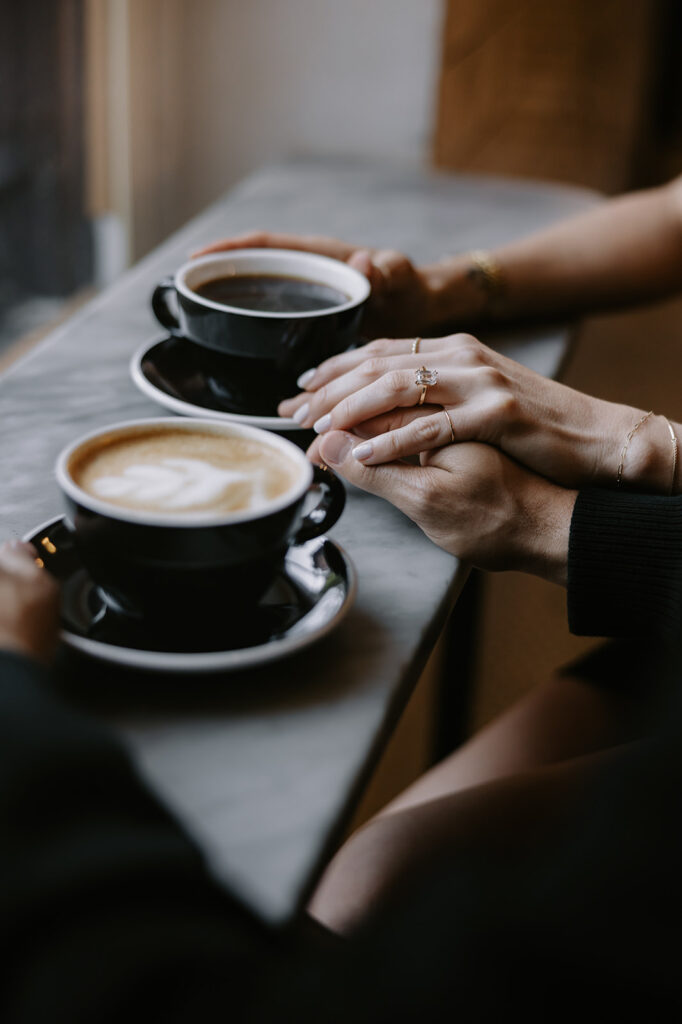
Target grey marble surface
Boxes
[0,159,596,921]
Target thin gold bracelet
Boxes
[616,411,653,487]
[662,416,678,495]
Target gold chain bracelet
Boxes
[616,411,678,492]
[662,416,678,495]
[616,411,653,487]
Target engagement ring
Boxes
[415,366,438,405]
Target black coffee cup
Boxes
[56,418,345,639]
[151,249,370,416]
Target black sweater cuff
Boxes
[568,488,682,639]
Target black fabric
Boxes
[3,486,682,1019]
[567,488,682,638]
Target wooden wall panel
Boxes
[85,0,196,262]
[127,0,192,260]
[435,0,663,192]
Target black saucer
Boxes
[27,517,355,673]
[130,335,303,431]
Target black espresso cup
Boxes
[151,249,370,416]
[56,418,345,640]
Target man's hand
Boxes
[316,432,577,586]
[0,541,60,665]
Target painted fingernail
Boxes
[352,441,374,462]
[292,402,310,425]
[314,413,331,434]
[322,433,354,466]
[297,368,317,389]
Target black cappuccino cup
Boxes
[56,418,345,642]
[151,249,370,416]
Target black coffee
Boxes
[194,274,349,313]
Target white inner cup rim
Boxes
[56,417,314,527]
[175,248,371,319]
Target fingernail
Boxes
[322,432,354,466]
[297,368,317,389]
[314,413,331,434]
[292,402,310,425]
[352,441,374,462]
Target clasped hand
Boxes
[281,332,635,491]
[277,332,667,584]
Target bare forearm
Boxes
[424,178,682,325]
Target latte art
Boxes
[92,458,269,511]
[69,428,299,516]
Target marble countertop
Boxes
[0,159,596,921]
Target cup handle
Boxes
[293,464,346,544]
[151,277,181,334]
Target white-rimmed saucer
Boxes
[25,516,355,673]
[130,335,303,431]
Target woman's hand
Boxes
[192,230,437,338]
[0,541,60,665]
[315,431,576,586]
[292,333,674,493]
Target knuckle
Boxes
[454,333,483,364]
[384,428,407,459]
[366,337,391,356]
[413,415,442,446]
[385,369,409,394]
[480,365,507,390]
[495,389,517,416]
[338,392,360,423]
[314,383,329,409]
[362,357,388,379]
[318,353,345,378]
[413,473,439,510]
[383,249,404,270]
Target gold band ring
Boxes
[411,336,421,355]
[415,366,438,406]
[442,407,455,443]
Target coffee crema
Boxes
[69,429,300,516]
[193,273,349,313]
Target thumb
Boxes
[318,430,420,511]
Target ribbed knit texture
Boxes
[568,488,682,638]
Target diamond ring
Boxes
[415,366,438,406]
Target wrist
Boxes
[420,256,489,327]
[519,481,576,587]
[603,407,679,494]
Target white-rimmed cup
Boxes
[151,249,370,416]
[56,417,345,634]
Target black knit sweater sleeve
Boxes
[567,488,682,638]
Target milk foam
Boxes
[92,457,269,511]
[70,428,299,516]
